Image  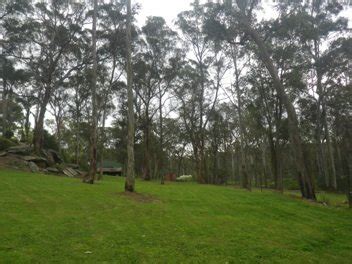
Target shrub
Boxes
[4,130,14,139]
[0,136,16,151]
[43,130,59,151]
[283,178,300,190]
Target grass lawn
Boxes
[1,170,352,263]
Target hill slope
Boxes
[0,170,351,263]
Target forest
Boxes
[0,0,351,204]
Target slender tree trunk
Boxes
[231,147,235,183]
[24,107,30,142]
[268,131,279,189]
[1,78,7,135]
[84,0,98,184]
[98,108,107,180]
[342,123,351,208]
[75,112,80,165]
[143,113,151,180]
[261,140,268,189]
[125,0,135,192]
[232,49,250,190]
[277,144,284,193]
[33,86,51,153]
[313,38,337,191]
[158,90,165,184]
[238,16,315,199]
[322,104,337,190]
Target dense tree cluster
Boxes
[0,0,351,202]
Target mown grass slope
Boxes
[0,170,351,263]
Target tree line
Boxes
[0,0,351,203]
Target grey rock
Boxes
[47,167,59,173]
[28,161,39,173]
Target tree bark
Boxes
[142,112,151,181]
[98,108,107,180]
[125,0,135,192]
[33,85,51,153]
[231,48,250,190]
[84,0,98,184]
[24,106,30,142]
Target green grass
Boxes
[1,170,352,263]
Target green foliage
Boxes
[1,170,352,263]
[42,130,59,151]
[283,177,300,190]
[3,130,14,139]
[0,136,16,150]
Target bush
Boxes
[0,136,16,151]
[4,130,14,139]
[283,178,300,190]
[43,130,59,151]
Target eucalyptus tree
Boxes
[67,69,90,165]
[97,0,128,178]
[0,0,31,136]
[274,0,348,190]
[323,37,352,198]
[49,85,69,153]
[82,0,99,184]
[205,0,316,199]
[176,1,228,183]
[207,103,234,184]
[125,0,135,192]
[133,16,179,180]
[3,0,89,153]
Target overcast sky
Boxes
[136,0,193,26]
[136,0,352,27]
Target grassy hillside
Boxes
[0,170,351,263]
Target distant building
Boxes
[98,160,123,176]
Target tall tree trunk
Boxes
[1,78,8,136]
[24,106,30,142]
[143,113,151,181]
[84,0,98,184]
[342,122,351,208]
[261,139,268,189]
[268,131,279,189]
[238,16,315,199]
[98,108,107,180]
[314,38,337,190]
[33,86,51,153]
[232,48,250,190]
[125,0,135,192]
[158,89,165,184]
[231,147,235,183]
[322,102,337,190]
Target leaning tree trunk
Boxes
[125,0,135,192]
[238,15,316,199]
[84,0,98,184]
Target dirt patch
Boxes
[118,191,160,203]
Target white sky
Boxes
[136,0,193,26]
[136,0,352,27]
